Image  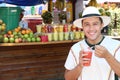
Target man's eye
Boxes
[93,23,99,26]
[93,23,98,26]
[84,24,89,26]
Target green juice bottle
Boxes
[31,6,35,15]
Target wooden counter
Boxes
[0,35,119,80]
[0,40,79,80]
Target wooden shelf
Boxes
[0,39,81,46]
[0,35,119,47]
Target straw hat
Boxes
[73,6,111,28]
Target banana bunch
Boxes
[55,0,64,10]
[88,0,98,7]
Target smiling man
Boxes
[64,6,120,80]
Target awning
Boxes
[0,0,45,6]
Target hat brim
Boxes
[73,16,111,28]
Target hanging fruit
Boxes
[55,0,65,11]
[88,0,98,7]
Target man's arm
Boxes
[105,53,120,77]
[64,65,83,80]
[95,45,120,77]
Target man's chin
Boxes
[88,37,97,41]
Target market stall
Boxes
[0,18,83,80]
[0,0,120,80]
[0,17,84,80]
[0,0,80,80]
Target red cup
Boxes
[40,35,48,42]
[83,48,92,66]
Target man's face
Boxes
[82,17,103,41]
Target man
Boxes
[64,6,120,80]
[19,9,28,29]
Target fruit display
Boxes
[3,26,41,43]
[99,3,120,36]
[0,18,84,43]
[0,19,6,43]
[109,7,120,29]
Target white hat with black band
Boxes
[73,6,111,28]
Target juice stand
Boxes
[0,0,120,80]
[0,1,78,80]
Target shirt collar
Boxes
[85,36,105,50]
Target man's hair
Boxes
[99,17,103,24]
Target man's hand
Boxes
[95,45,110,58]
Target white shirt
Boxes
[64,36,120,80]
[19,20,28,29]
